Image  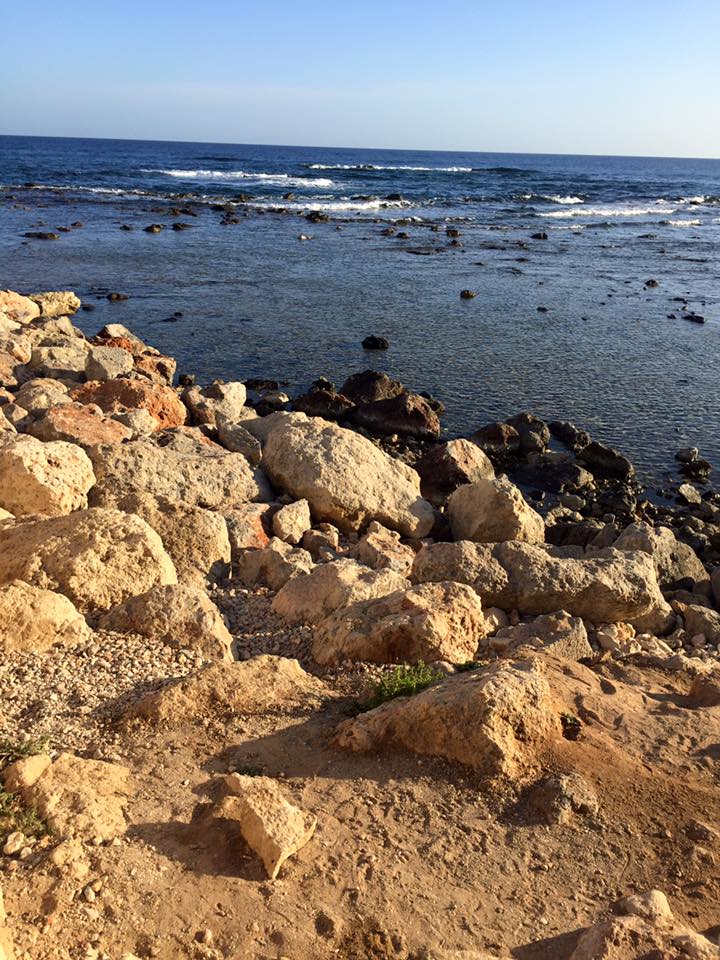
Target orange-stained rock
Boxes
[28,402,132,447]
[134,353,176,385]
[70,380,186,430]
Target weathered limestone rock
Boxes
[0,508,176,612]
[70,379,187,430]
[349,392,441,440]
[216,418,262,464]
[99,584,232,660]
[29,343,89,381]
[447,477,545,544]
[0,335,31,364]
[528,773,599,824]
[0,581,91,652]
[29,291,81,317]
[15,378,69,413]
[260,413,434,537]
[224,503,271,555]
[272,499,312,545]
[351,521,415,576]
[488,611,593,660]
[690,671,720,707]
[214,774,317,879]
[2,753,52,793]
[85,345,134,381]
[110,407,157,437]
[677,602,720,645]
[272,558,408,624]
[111,492,230,586]
[87,437,271,510]
[301,523,340,559]
[417,438,495,504]
[18,753,131,840]
[0,435,95,516]
[614,522,710,592]
[235,538,313,591]
[183,380,247,426]
[125,655,324,725]
[313,580,486,665]
[334,658,557,779]
[28,402,133,447]
[0,289,41,324]
[412,541,670,625]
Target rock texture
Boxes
[447,477,545,544]
[71,380,187,430]
[417,439,495,504]
[272,499,312,545]
[0,580,91,652]
[0,435,95,517]
[28,402,133,447]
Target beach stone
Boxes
[214,774,317,880]
[71,379,187,430]
[110,492,231,586]
[272,499,311,545]
[183,380,247,426]
[0,289,41,324]
[0,334,32,364]
[261,412,434,537]
[224,503,272,555]
[529,773,599,824]
[549,420,592,452]
[312,580,486,665]
[28,402,132,447]
[216,418,262,464]
[677,602,720,645]
[0,580,92,652]
[293,385,355,421]
[125,655,324,725]
[351,521,415,575]
[471,422,521,458]
[678,482,702,505]
[613,522,709,592]
[417,438,495,504]
[334,657,556,779]
[0,434,95,516]
[447,477,545,544]
[506,413,550,455]
[617,890,673,923]
[302,523,340,559]
[488,611,593,660]
[0,507,176,612]
[577,440,634,479]
[236,537,313,591]
[14,378,70,413]
[29,290,81,317]
[29,343,89,380]
[111,407,158,438]
[18,753,131,840]
[412,541,669,624]
[85,345,134,380]
[87,436,271,511]
[339,369,405,404]
[350,393,441,440]
[272,558,408,624]
[99,583,232,661]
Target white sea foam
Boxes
[662,218,702,227]
[540,204,676,219]
[545,194,584,204]
[248,197,412,213]
[307,163,472,172]
[145,168,335,188]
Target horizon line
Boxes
[1,131,718,164]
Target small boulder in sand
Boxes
[236,538,313,591]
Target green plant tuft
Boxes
[358,662,444,713]
[0,735,49,770]
[0,735,50,844]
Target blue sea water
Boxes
[1,135,719,480]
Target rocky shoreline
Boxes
[0,286,720,959]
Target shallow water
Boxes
[1,135,719,481]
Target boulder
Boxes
[339,370,405,404]
[134,351,177,386]
[293,386,354,421]
[99,584,232,661]
[302,524,340,559]
[235,538,313,591]
[529,772,599,825]
[18,753,131,840]
[216,418,262,464]
[272,558,408,624]
[85,345,134,381]
[312,580,486,665]
[505,413,550,455]
[577,440,634,479]
[549,420,591,452]
[447,477,545,544]
[0,289,41,324]
[614,523,710,592]
[224,503,272,555]
[677,602,720,644]
[272,499,312,545]
[182,381,247,426]
[488,611,593,660]
[416,439,495,504]
[261,413,434,537]
[70,380,187,430]
[351,521,415,575]
[334,657,557,779]
[213,774,317,880]
[28,402,132,447]
[350,393,441,440]
[0,508,176,612]
[15,378,69,413]
[87,437,270,511]
[412,541,670,624]
[0,435,95,517]
[471,422,520,459]
[0,580,91,652]
[29,343,89,380]
[29,291,81,317]
[124,656,324,725]
[111,407,158,438]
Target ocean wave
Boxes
[19,183,149,198]
[248,197,412,213]
[306,163,472,172]
[545,194,584,204]
[661,218,703,227]
[540,204,676,219]
[145,168,335,188]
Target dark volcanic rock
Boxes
[531,231,548,240]
[362,335,390,351]
[549,420,592,452]
[459,289,476,299]
[577,440,635,479]
[24,231,60,240]
[471,422,521,459]
[350,393,441,440]
[339,370,406,406]
[107,292,129,302]
[294,387,355,421]
[143,224,164,233]
[506,412,550,455]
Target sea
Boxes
[1,135,719,483]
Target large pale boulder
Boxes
[260,413,434,537]
[0,289,41,324]
[87,437,271,510]
[214,774,317,879]
[85,345,134,381]
[351,521,415,576]
[487,611,593,660]
[0,580,91,652]
[70,379,187,430]
[111,492,230,586]
[677,602,720,644]
[614,522,710,592]
[29,291,81,317]
[235,538,313,591]
[216,419,262,463]
[15,378,69,413]
[124,656,324,725]
[29,342,89,380]
[0,435,95,516]
[28,402,132,447]
[183,381,247,426]
[272,558,408,624]
[334,658,557,779]
[447,477,545,544]
[0,508,176,612]
[412,541,670,625]
[312,581,487,665]
[416,438,495,504]
[99,584,232,661]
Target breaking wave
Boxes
[146,169,335,188]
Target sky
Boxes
[2,0,719,157]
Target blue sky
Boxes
[2,0,719,156]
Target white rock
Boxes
[0,434,95,517]
[447,477,545,544]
